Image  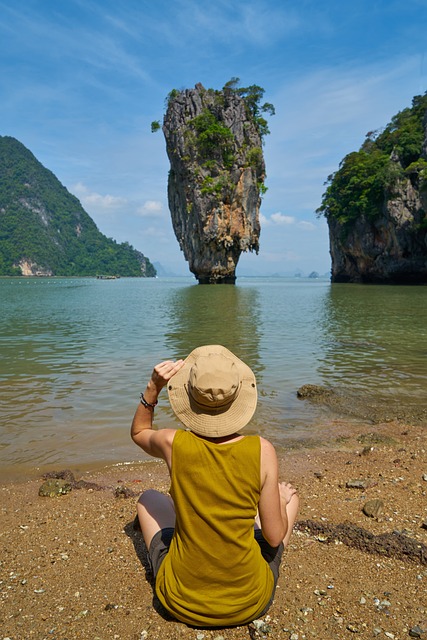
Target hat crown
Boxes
[167,345,257,437]
[189,354,240,409]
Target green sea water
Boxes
[0,276,426,480]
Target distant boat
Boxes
[96,275,119,280]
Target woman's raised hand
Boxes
[150,359,185,392]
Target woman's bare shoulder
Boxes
[259,436,277,455]
[259,436,279,478]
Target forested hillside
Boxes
[0,136,156,277]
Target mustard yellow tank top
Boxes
[155,430,274,627]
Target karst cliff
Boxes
[327,172,427,283]
[318,94,427,284]
[161,81,270,283]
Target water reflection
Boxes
[163,283,263,379]
[1,277,425,479]
[0,304,91,442]
[318,284,427,402]
[0,277,152,473]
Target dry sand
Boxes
[1,419,427,640]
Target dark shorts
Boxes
[147,527,284,614]
[147,527,175,579]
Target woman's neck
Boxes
[193,432,244,445]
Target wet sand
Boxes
[1,419,427,640]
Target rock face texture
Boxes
[326,106,427,284]
[163,83,264,283]
[328,174,427,283]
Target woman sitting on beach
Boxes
[131,345,299,628]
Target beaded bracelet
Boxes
[140,393,158,410]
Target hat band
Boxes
[186,381,242,412]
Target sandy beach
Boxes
[1,418,426,640]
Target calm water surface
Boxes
[1,276,426,480]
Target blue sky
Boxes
[1,0,426,276]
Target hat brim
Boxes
[167,345,257,437]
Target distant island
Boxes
[317,93,427,284]
[0,136,156,277]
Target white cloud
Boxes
[136,200,164,217]
[261,212,317,230]
[270,212,295,225]
[259,211,317,231]
[72,182,127,210]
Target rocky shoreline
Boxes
[1,419,426,640]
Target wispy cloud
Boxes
[155,0,304,47]
[271,213,295,225]
[0,1,151,82]
[270,54,426,148]
[298,221,316,231]
[261,212,317,230]
[72,182,127,211]
[136,200,164,217]
[262,52,427,217]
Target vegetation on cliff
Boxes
[153,78,274,139]
[317,93,427,225]
[0,136,156,277]
[153,78,273,201]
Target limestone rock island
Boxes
[318,94,427,284]
[161,81,272,283]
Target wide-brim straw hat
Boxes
[167,345,257,438]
